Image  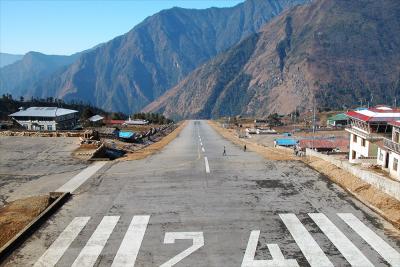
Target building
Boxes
[123,117,149,126]
[298,138,349,153]
[327,113,348,127]
[274,138,298,147]
[9,107,79,131]
[346,106,400,163]
[88,115,104,123]
[93,127,119,139]
[254,119,268,128]
[118,131,136,142]
[377,121,400,181]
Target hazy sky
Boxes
[0,0,242,55]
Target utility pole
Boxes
[312,99,316,150]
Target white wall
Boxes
[16,120,57,131]
[307,148,400,201]
[388,151,400,181]
[348,133,371,163]
[376,147,389,168]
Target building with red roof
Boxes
[345,106,400,163]
[378,120,400,181]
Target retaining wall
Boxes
[306,148,400,201]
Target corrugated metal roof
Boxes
[88,115,104,122]
[9,107,78,117]
[346,106,400,122]
[275,138,297,146]
[328,113,348,121]
[119,131,135,139]
[299,139,349,150]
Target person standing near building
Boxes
[244,144,247,152]
[223,146,227,156]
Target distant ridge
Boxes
[144,0,400,119]
[0,53,23,68]
[22,0,308,113]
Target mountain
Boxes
[29,0,308,113]
[144,0,400,119]
[0,53,23,68]
[0,52,81,97]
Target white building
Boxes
[345,106,400,163]
[378,121,400,181]
[9,107,79,131]
[123,117,149,126]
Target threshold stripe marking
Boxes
[242,231,299,266]
[34,217,90,267]
[280,214,333,267]
[72,216,119,267]
[112,215,150,267]
[202,147,205,153]
[56,161,106,193]
[309,213,373,267]
[204,157,210,173]
[338,213,400,266]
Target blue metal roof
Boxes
[119,131,135,139]
[275,138,297,146]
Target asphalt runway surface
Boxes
[2,120,400,266]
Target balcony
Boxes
[384,138,400,154]
[345,127,391,140]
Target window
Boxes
[395,132,400,143]
[361,138,366,147]
[47,125,53,131]
[393,158,398,171]
[353,134,357,143]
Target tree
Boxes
[267,113,283,126]
[81,107,94,120]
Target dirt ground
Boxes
[209,120,400,229]
[122,122,186,160]
[0,195,51,248]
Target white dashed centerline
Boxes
[204,157,210,173]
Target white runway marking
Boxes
[202,147,205,152]
[34,217,90,267]
[280,214,333,267]
[204,157,210,173]
[242,230,299,267]
[160,232,204,267]
[72,216,119,267]
[309,213,373,267]
[111,215,150,267]
[338,213,400,266]
[56,161,106,193]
